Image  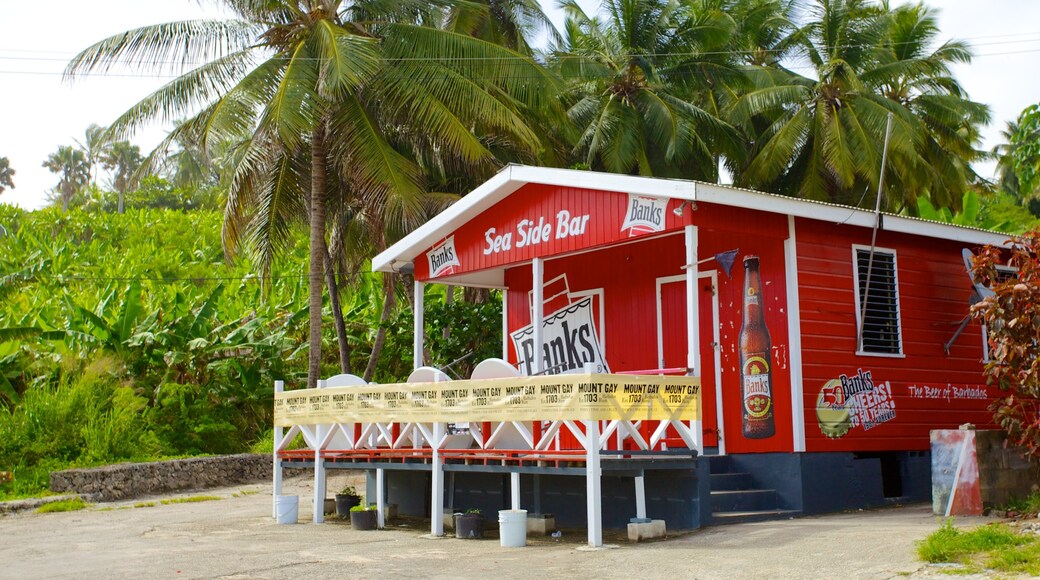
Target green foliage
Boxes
[422,291,503,379]
[350,503,375,512]
[971,231,1040,457]
[1005,104,1040,199]
[915,190,1040,234]
[0,156,14,194]
[160,495,221,505]
[86,177,222,213]
[36,498,90,513]
[43,145,90,211]
[985,541,1040,576]
[0,205,314,497]
[918,520,1030,563]
[976,190,1040,235]
[1004,491,1040,516]
[339,484,359,497]
[917,520,1040,575]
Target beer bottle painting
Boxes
[739,255,776,439]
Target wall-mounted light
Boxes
[672,200,697,216]
[393,261,415,275]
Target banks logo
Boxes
[621,193,668,236]
[511,296,609,377]
[427,236,460,278]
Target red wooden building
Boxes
[372,165,1005,524]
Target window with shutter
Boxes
[853,246,902,356]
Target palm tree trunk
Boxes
[118,187,125,214]
[307,125,327,388]
[363,272,396,383]
[322,244,351,374]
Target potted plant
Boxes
[335,485,361,517]
[455,508,484,539]
[349,504,378,530]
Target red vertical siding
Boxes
[796,217,995,452]
[504,205,794,453]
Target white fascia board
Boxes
[694,182,1008,247]
[509,165,697,200]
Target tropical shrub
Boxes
[970,230,1040,457]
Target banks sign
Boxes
[510,297,610,376]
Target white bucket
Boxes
[275,495,299,524]
[498,509,528,547]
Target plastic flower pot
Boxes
[350,508,378,530]
[335,494,361,517]
[455,512,484,539]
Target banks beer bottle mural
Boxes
[739,255,776,439]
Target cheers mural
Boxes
[815,369,897,439]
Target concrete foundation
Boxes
[627,519,666,541]
[526,513,555,535]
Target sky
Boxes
[1,1,1038,210]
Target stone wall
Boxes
[975,430,1040,507]
[49,454,272,501]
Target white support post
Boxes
[785,216,807,452]
[585,420,603,548]
[272,380,284,519]
[414,281,425,370]
[532,258,544,374]
[431,421,445,536]
[502,288,509,360]
[376,468,385,528]
[684,226,703,455]
[634,474,647,520]
[313,379,327,524]
[511,472,521,510]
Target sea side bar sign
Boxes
[274,373,700,427]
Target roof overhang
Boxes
[373,165,1009,278]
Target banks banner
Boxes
[274,373,700,427]
[510,297,609,376]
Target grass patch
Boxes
[35,498,89,513]
[160,495,221,505]
[232,490,259,497]
[133,501,156,508]
[918,519,1040,575]
[1005,492,1040,516]
[986,541,1040,576]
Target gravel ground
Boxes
[0,474,1010,579]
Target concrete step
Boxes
[705,455,733,474]
[710,472,754,491]
[711,489,779,513]
[711,509,802,525]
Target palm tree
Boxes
[728,0,989,211]
[42,146,90,211]
[994,103,1040,203]
[102,141,144,213]
[66,0,556,387]
[551,0,737,179]
[76,123,109,187]
[446,0,560,54]
[0,157,14,195]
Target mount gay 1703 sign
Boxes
[510,297,609,376]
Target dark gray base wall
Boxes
[718,450,931,517]
[379,462,710,530]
